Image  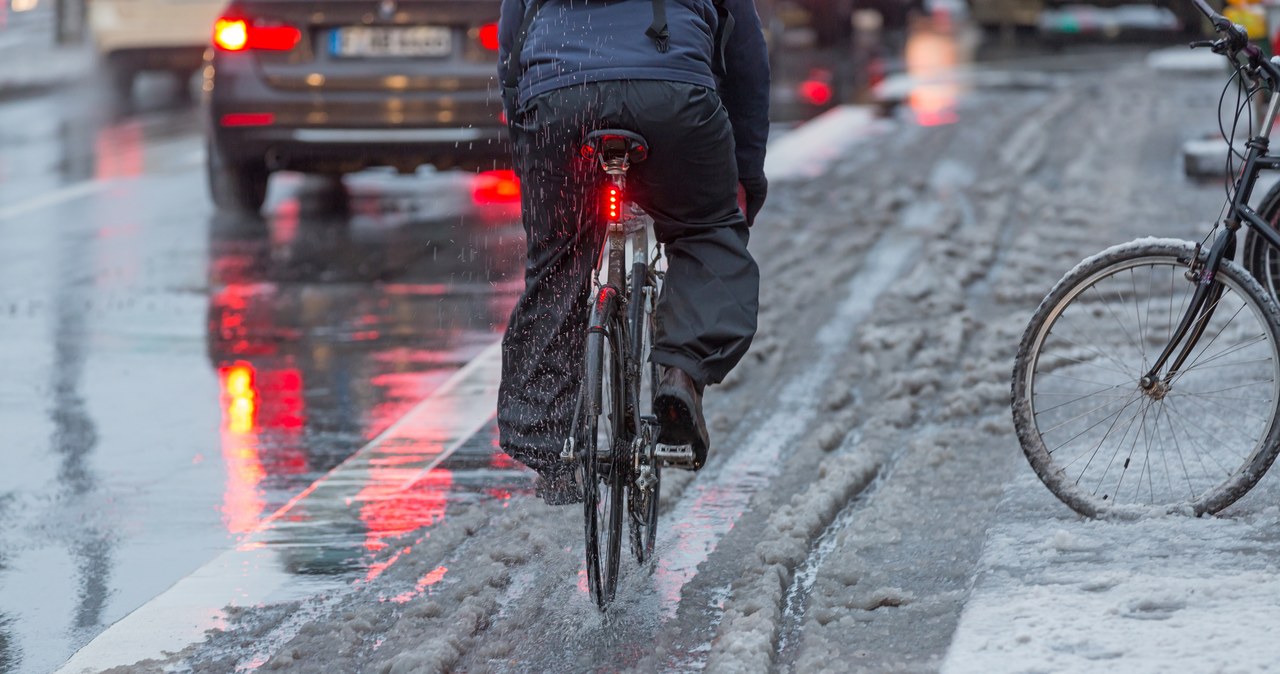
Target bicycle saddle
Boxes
[580,129,649,165]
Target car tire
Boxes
[104,54,136,101]
[207,141,270,213]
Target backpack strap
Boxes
[502,0,549,113]
[645,0,670,53]
[711,0,734,76]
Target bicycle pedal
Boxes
[654,443,695,468]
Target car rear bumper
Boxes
[207,52,509,172]
[213,124,510,172]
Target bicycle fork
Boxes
[1142,227,1238,396]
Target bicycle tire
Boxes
[627,269,660,566]
[580,288,628,609]
[1012,239,1280,517]
[1242,181,1280,299]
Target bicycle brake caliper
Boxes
[561,437,576,462]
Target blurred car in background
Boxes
[89,0,224,97]
[203,0,508,213]
[965,0,1223,34]
[791,0,925,46]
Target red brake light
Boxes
[798,79,833,107]
[604,185,621,222]
[214,18,249,51]
[478,22,500,51]
[214,17,300,52]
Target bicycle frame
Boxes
[563,162,660,463]
[1144,78,1280,390]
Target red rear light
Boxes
[798,79,833,107]
[214,18,249,51]
[478,22,500,51]
[214,17,301,52]
[221,112,276,127]
[604,185,621,222]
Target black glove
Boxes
[739,174,767,227]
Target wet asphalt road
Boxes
[0,26,859,670]
[0,12,1199,672]
[0,75,527,673]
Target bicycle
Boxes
[562,130,669,609]
[1012,0,1280,518]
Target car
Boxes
[203,0,509,213]
[793,0,925,47]
[965,0,1224,35]
[88,0,225,97]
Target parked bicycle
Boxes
[1012,0,1280,517]
[562,130,671,609]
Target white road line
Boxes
[57,342,503,674]
[0,181,106,223]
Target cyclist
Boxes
[496,0,770,504]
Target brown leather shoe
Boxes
[654,367,709,470]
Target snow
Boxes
[944,477,1280,674]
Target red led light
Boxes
[604,185,621,222]
[478,22,500,51]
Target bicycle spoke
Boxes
[1047,389,1145,457]
[1160,404,1198,500]
[1177,333,1268,373]
[1177,378,1275,397]
[1091,282,1147,370]
[1058,392,1144,474]
[1164,395,1239,477]
[1045,323,1143,379]
[1037,388,1143,436]
[1100,396,1151,498]
[1173,294,1248,378]
[1170,390,1266,451]
[1039,368,1135,389]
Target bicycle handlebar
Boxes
[1188,0,1280,84]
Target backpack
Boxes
[501,0,735,113]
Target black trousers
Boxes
[498,80,760,472]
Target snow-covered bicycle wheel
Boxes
[1012,239,1280,516]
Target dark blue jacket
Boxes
[497,0,770,182]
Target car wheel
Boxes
[104,54,136,100]
[207,141,269,213]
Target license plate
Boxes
[331,26,452,57]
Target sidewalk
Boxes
[0,4,93,96]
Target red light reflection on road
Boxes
[95,122,145,179]
[388,565,449,604]
[272,197,301,249]
[357,468,452,554]
[219,362,266,533]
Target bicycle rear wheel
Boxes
[1242,184,1280,299]
[1012,239,1280,516]
[579,291,628,609]
[627,270,660,566]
